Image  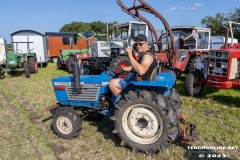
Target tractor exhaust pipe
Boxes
[223,26,229,49]
[71,53,81,93]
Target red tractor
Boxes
[185,21,240,97]
[117,0,211,79]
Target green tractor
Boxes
[57,30,99,75]
[0,42,38,79]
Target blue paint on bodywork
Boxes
[52,70,175,108]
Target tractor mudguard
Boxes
[127,73,175,90]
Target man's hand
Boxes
[125,47,133,58]
[122,66,132,72]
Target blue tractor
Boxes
[48,54,186,154]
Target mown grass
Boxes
[0,63,239,160]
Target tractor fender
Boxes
[121,73,175,96]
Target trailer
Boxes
[0,38,7,66]
[45,32,96,63]
[11,30,49,67]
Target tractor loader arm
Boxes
[116,0,177,66]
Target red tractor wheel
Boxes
[109,56,131,77]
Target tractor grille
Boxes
[208,51,229,77]
[66,86,100,101]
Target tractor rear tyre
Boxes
[57,58,63,69]
[109,56,131,74]
[24,63,30,78]
[167,88,182,113]
[0,72,4,79]
[67,57,74,73]
[28,57,38,74]
[111,90,178,155]
[184,72,204,97]
[52,107,82,139]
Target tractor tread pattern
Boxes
[111,90,178,155]
[52,107,82,139]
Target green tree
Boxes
[60,22,91,33]
[201,12,227,36]
[59,21,118,36]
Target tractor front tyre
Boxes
[24,63,30,78]
[184,72,204,97]
[28,57,38,74]
[52,107,82,139]
[111,90,178,155]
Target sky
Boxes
[0,0,238,42]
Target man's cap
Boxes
[134,34,147,41]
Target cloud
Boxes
[195,2,203,7]
[169,2,203,12]
[170,6,178,11]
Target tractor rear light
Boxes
[54,86,66,90]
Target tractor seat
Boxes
[149,65,161,81]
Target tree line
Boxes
[60,21,117,35]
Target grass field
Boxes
[0,63,239,160]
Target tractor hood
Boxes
[52,71,112,86]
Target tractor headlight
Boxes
[221,62,228,69]
[209,62,216,67]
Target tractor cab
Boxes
[112,21,148,47]
[170,26,211,51]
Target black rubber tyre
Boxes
[28,57,38,74]
[67,57,74,73]
[57,57,63,69]
[109,56,131,74]
[167,88,182,113]
[81,65,90,75]
[111,90,178,155]
[184,71,204,97]
[189,53,208,72]
[164,69,177,82]
[24,63,30,78]
[52,107,82,139]
[0,72,4,79]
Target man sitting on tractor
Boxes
[109,34,158,97]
